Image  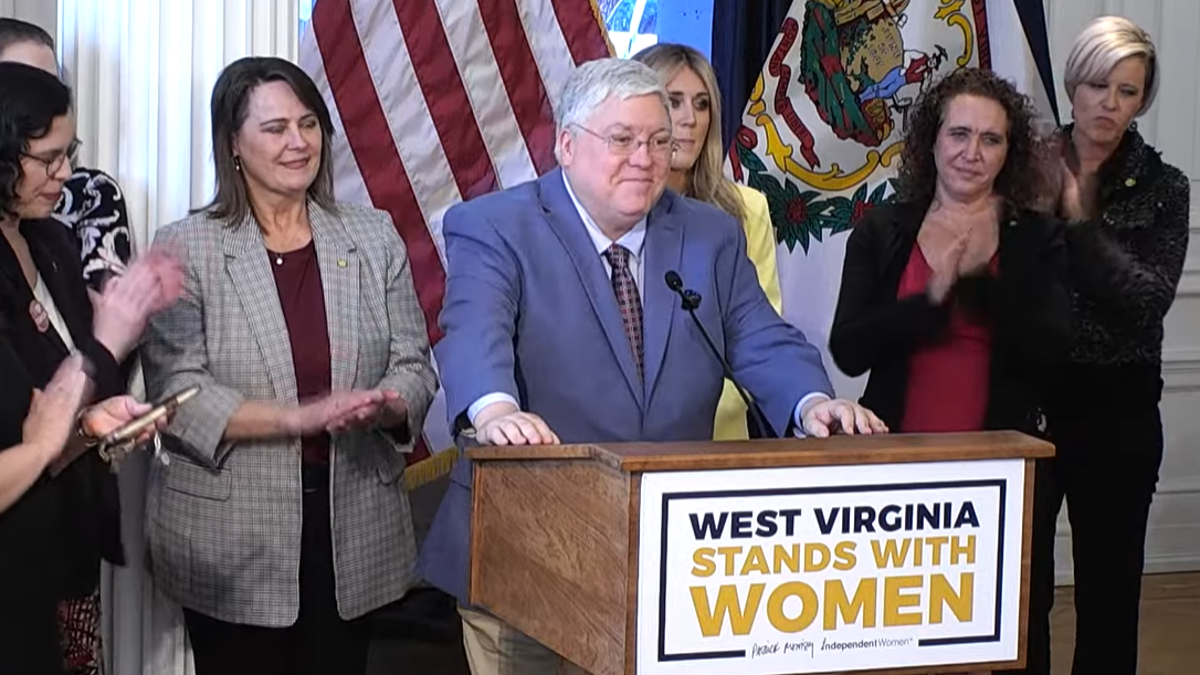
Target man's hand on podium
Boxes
[473,401,560,445]
[800,397,889,438]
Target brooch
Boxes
[29,299,49,333]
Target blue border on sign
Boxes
[655,479,1009,663]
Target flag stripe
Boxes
[354,0,456,268]
[391,0,498,201]
[438,0,540,187]
[549,0,612,65]
[520,0,597,119]
[300,46,375,228]
[480,0,559,175]
[312,0,446,342]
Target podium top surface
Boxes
[467,430,1054,473]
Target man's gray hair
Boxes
[555,57,669,138]
[1064,16,1158,116]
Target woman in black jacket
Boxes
[0,62,179,674]
[1,352,164,675]
[830,68,1069,437]
[1017,17,1192,675]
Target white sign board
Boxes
[636,459,1026,674]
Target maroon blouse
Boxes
[896,245,995,433]
[268,241,332,465]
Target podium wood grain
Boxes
[470,458,634,674]
[468,431,1054,675]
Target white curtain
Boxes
[57,2,299,673]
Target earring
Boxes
[233,156,242,172]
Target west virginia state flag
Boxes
[729,0,1056,400]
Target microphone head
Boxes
[665,270,683,291]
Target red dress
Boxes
[897,245,996,433]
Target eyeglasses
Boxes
[571,124,676,157]
[22,138,80,178]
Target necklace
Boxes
[274,253,283,266]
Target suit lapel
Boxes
[310,204,359,391]
[537,170,643,407]
[641,196,682,401]
[223,217,297,401]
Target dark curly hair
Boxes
[894,67,1039,212]
[0,62,72,218]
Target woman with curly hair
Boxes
[631,42,782,440]
[0,19,133,293]
[0,62,180,674]
[829,67,1069,436]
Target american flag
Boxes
[298,0,611,475]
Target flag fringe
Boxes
[587,0,617,57]
[403,445,460,491]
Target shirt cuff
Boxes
[467,392,519,428]
[793,392,832,438]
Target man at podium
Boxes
[421,57,886,675]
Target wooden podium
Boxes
[467,431,1054,675]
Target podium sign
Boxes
[635,459,1026,674]
[468,432,1051,675]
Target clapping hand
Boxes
[23,354,93,462]
[92,247,184,360]
[286,389,403,436]
[927,232,969,304]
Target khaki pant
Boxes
[458,606,589,675]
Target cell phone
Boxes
[97,385,200,447]
[49,386,202,477]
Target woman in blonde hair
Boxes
[631,42,782,440]
[1018,16,1190,675]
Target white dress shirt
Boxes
[467,173,828,434]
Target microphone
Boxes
[664,270,778,439]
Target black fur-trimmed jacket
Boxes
[1063,124,1191,367]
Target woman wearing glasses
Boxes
[0,63,181,674]
[0,19,134,293]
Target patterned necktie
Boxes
[602,243,643,377]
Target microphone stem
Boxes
[683,305,777,439]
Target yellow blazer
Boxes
[714,184,783,440]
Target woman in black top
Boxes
[1018,17,1192,675]
[829,68,1069,436]
[1,352,165,675]
[0,63,180,674]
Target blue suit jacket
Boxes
[418,169,832,603]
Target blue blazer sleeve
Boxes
[718,223,833,434]
[433,202,522,432]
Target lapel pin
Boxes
[1124,177,1136,187]
[337,259,348,268]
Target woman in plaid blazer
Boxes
[141,57,438,675]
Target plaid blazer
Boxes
[141,202,438,626]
